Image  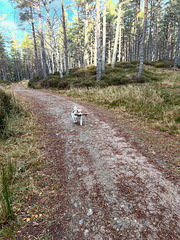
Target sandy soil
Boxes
[13,84,180,240]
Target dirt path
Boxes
[13,84,179,240]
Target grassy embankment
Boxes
[0,82,41,239]
[29,61,180,134]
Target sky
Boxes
[0,0,119,47]
[0,0,25,45]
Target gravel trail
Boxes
[13,85,180,240]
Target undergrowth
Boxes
[0,88,22,138]
[59,70,180,134]
[28,61,180,134]
[0,88,41,239]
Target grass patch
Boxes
[27,62,180,134]
[0,80,12,86]
[0,89,22,138]
[0,89,41,239]
[59,76,180,134]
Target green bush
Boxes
[73,69,86,77]
[48,78,60,88]
[58,80,70,89]
[102,73,129,85]
[150,61,173,68]
[0,80,11,86]
[40,78,49,88]
[115,62,138,69]
[28,74,42,88]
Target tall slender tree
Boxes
[102,0,107,72]
[37,0,47,78]
[138,0,148,79]
[174,21,180,68]
[61,0,69,75]
[96,0,101,81]
[111,0,122,68]
[84,0,89,68]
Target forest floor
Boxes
[12,83,179,240]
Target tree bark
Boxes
[61,0,69,75]
[94,15,97,66]
[118,21,122,62]
[174,21,180,69]
[77,4,81,68]
[96,0,101,81]
[84,0,89,68]
[153,0,161,61]
[136,0,140,60]
[148,0,154,63]
[45,3,63,78]
[108,21,111,64]
[111,0,122,68]
[165,0,172,61]
[30,6,39,75]
[138,0,148,79]
[37,0,47,78]
[102,0,107,72]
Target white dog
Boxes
[71,106,87,125]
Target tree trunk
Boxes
[148,0,154,63]
[128,23,132,61]
[90,30,93,65]
[122,25,125,61]
[165,0,172,61]
[133,5,137,61]
[94,15,97,66]
[108,21,111,64]
[45,4,63,78]
[30,6,39,75]
[170,15,175,60]
[102,0,107,72]
[77,4,81,68]
[37,0,47,78]
[46,51,52,74]
[138,0,148,79]
[153,0,161,61]
[84,0,89,68]
[2,61,7,80]
[118,21,122,62]
[61,0,69,75]
[174,21,180,69]
[96,0,101,81]
[136,0,140,60]
[111,0,122,68]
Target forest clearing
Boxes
[0,0,180,238]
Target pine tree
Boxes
[96,0,101,81]
[138,0,148,79]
